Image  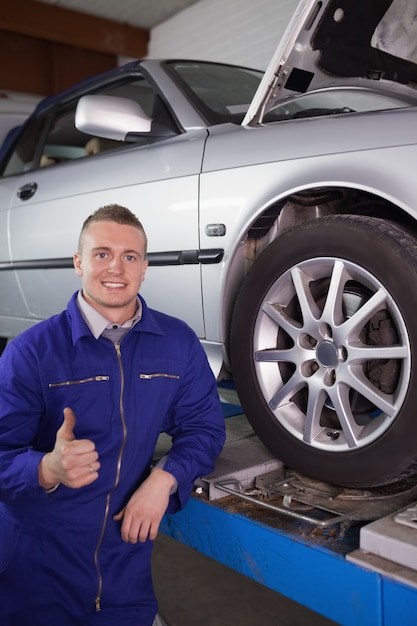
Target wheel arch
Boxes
[220,182,417,371]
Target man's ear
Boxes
[73,253,83,276]
[142,259,149,281]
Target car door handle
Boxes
[17,182,38,201]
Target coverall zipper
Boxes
[139,373,179,379]
[48,376,109,387]
[94,342,127,611]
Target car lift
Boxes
[158,384,417,626]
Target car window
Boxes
[0,74,178,178]
[165,60,264,125]
[0,116,47,176]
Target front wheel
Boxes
[231,215,417,487]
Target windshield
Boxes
[164,60,264,124]
[264,88,408,122]
[164,60,409,127]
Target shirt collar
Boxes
[76,290,142,340]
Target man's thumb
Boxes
[58,407,76,441]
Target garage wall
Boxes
[147,0,299,70]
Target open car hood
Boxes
[243,0,417,126]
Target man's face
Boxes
[73,220,148,324]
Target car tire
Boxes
[231,215,417,487]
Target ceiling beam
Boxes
[0,0,149,58]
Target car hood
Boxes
[243,0,417,125]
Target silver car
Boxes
[1,0,417,488]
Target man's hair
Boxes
[78,204,147,255]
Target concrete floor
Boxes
[152,533,337,626]
[151,391,338,626]
[151,388,338,625]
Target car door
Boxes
[0,74,208,338]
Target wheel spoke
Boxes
[261,301,301,341]
[268,371,306,411]
[338,288,387,341]
[347,343,408,361]
[303,386,328,443]
[255,346,308,364]
[290,266,321,330]
[327,384,363,448]
[321,260,346,326]
[340,367,397,417]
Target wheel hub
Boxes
[316,340,338,368]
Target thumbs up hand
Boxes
[38,407,100,490]
[57,406,77,442]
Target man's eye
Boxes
[97,252,107,259]
[125,255,136,261]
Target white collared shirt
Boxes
[76,290,142,339]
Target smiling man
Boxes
[0,204,226,626]
[74,212,149,323]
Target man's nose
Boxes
[108,257,123,273]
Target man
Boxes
[0,204,226,625]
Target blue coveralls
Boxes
[0,292,226,625]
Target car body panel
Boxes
[199,138,417,348]
[206,107,417,172]
[2,129,208,334]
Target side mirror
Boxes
[75,95,153,141]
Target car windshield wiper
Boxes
[292,106,355,119]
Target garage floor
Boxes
[152,384,337,626]
[152,532,337,625]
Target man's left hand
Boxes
[113,469,176,543]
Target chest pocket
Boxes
[45,375,113,442]
[134,367,182,433]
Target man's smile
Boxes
[102,282,126,288]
